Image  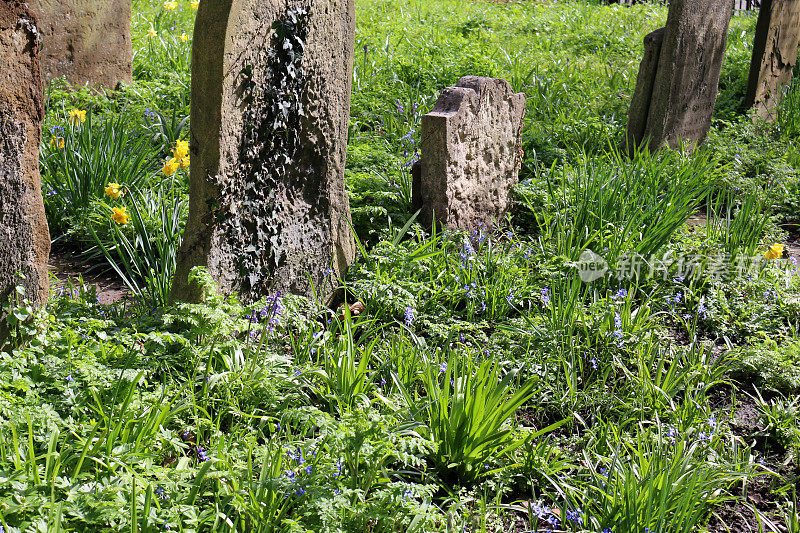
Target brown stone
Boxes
[414,76,525,231]
[172,0,356,304]
[28,0,132,89]
[626,0,732,150]
[745,0,800,120]
[0,1,51,315]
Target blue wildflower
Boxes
[404,307,415,326]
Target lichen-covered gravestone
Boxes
[0,2,51,313]
[413,76,525,230]
[28,0,132,88]
[172,0,356,303]
[744,0,800,120]
[626,0,732,151]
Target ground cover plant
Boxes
[4,0,800,531]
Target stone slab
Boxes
[28,0,132,88]
[415,76,525,230]
[0,1,51,314]
[745,0,800,120]
[172,0,356,304]
[626,0,732,150]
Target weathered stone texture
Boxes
[745,0,800,120]
[626,27,665,152]
[626,0,732,150]
[414,76,525,230]
[0,1,51,312]
[28,0,132,88]
[172,0,356,304]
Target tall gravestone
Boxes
[413,76,526,231]
[172,0,356,304]
[626,0,732,151]
[28,0,132,88]
[0,1,51,314]
[744,0,800,120]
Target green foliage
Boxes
[401,350,538,484]
[730,340,800,393]
[28,0,800,530]
[88,184,187,309]
[40,110,159,236]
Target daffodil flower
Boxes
[765,243,784,260]
[68,109,86,126]
[111,206,130,225]
[172,140,189,160]
[162,158,179,176]
[104,183,124,200]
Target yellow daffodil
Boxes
[179,155,190,169]
[180,32,189,42]
[68,109,86,126]
[172,139,189,160]
[765,243,784,260]
[190,0,199,10]
[162,158,179,176]
[163,1,177,10]
[111,207,130,225]
[104,182,124,200]
[147,28,157,37]
[50,136,65,149]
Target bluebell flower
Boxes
[196,446,209,462]
[698,296,709,318]
[614,288,628,300]
[541,286,550,306]
[565,508,583,525]
[404,307,415,326]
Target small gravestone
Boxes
[626,0,732,151]
[172,0,356,304]
[413,76,525,230]
[744,0,800,120]
[0,2,51,313]
[28,0,132,88]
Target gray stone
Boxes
[28,0,132,88]
[745,0,800,120]
[172,0,356,304]
[0,1,51,314]
[625,27,665,153]
[414,76,525,230]
[626,0,732,150]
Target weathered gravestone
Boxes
[744,0,800,120]
[412,76,525,231]
[0,1,51,314]
[28,0,132,88]
[626,0,732,151]
[171,0,356,304]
